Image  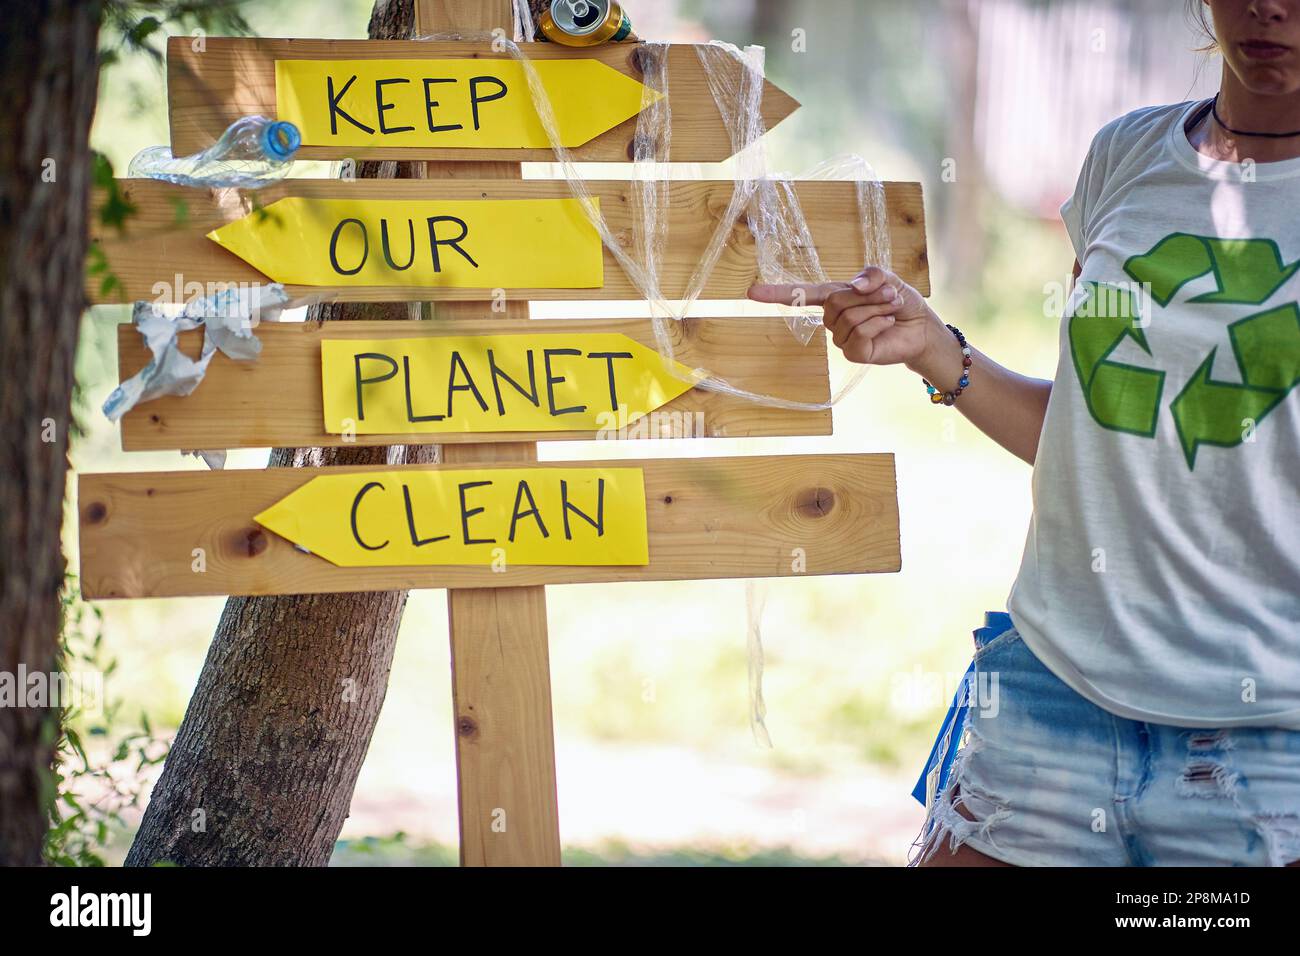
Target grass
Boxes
[329,834,883,867]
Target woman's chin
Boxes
[1233,65,1300,97]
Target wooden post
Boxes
[414,0,561,866]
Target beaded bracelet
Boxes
[921,324,972,406]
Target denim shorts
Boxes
[911,612,1300,867]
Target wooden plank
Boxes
[438,439,557,868]
[415,0,560,867]
[77,453,900,599]
[87,178,929,304]
[166,36,800,163]
[114,317,832,451]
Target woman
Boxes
[750,0,1300,866]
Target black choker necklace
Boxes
[1211,93,1300,138]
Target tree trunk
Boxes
[125,0,430,867]
[0,0,100,867]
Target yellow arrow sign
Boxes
[254,467,649,567]
[206,196,603,288]
[323,332,697,434]
[276,57,662,149]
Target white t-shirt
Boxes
[1007,100,1300,728]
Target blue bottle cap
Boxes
[261,121,301,161]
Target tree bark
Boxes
[125,0,431,867]
[0,0,100,867]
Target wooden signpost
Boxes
[79,453,900,598]
[114,317,834,449]
[166,37,799,162]
[87,177,928,304]
[79,0,926,867]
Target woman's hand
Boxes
[748,266,941,369]
[749,266,1054,467]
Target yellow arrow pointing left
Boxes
[322,331,698,434]
[254,467,649,567]
[276,58,662,149]
[207,196,603,288]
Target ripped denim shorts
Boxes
[910,612,1300,867]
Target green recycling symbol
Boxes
[1069,234,1300,469]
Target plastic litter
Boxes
[539,0,635,46]
[128,115,301,190]
[409,0,899,746]
[416,15,892,414]
[183,449,229,471]
[102,284,292,453]
[745,580,773,747]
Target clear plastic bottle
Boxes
[128,116,301,189]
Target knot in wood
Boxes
[795,486,835,519]
[627,132,662,161]
[240,527,269,557]
[628,45,660,77]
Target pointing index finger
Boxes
[746,281,849,306]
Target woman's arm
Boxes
[749,263,1073,466]
[905,320,1051,465]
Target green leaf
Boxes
[92,151,136,232]
[99,273,122,298]
[66,728,89,766]
[127,16,162,46]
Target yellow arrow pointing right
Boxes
[322,331,700,434]
[276,57,663,149]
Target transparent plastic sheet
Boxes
[417,3,895,746]
[745,580,773,748]
[102,283,296,468]
[415,16,894,411]
[635,42,890,408]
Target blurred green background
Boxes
[68,0,1218,864]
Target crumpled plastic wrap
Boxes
[102,284,291,467]
[418,11,893,416]
[416,1,898,746]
